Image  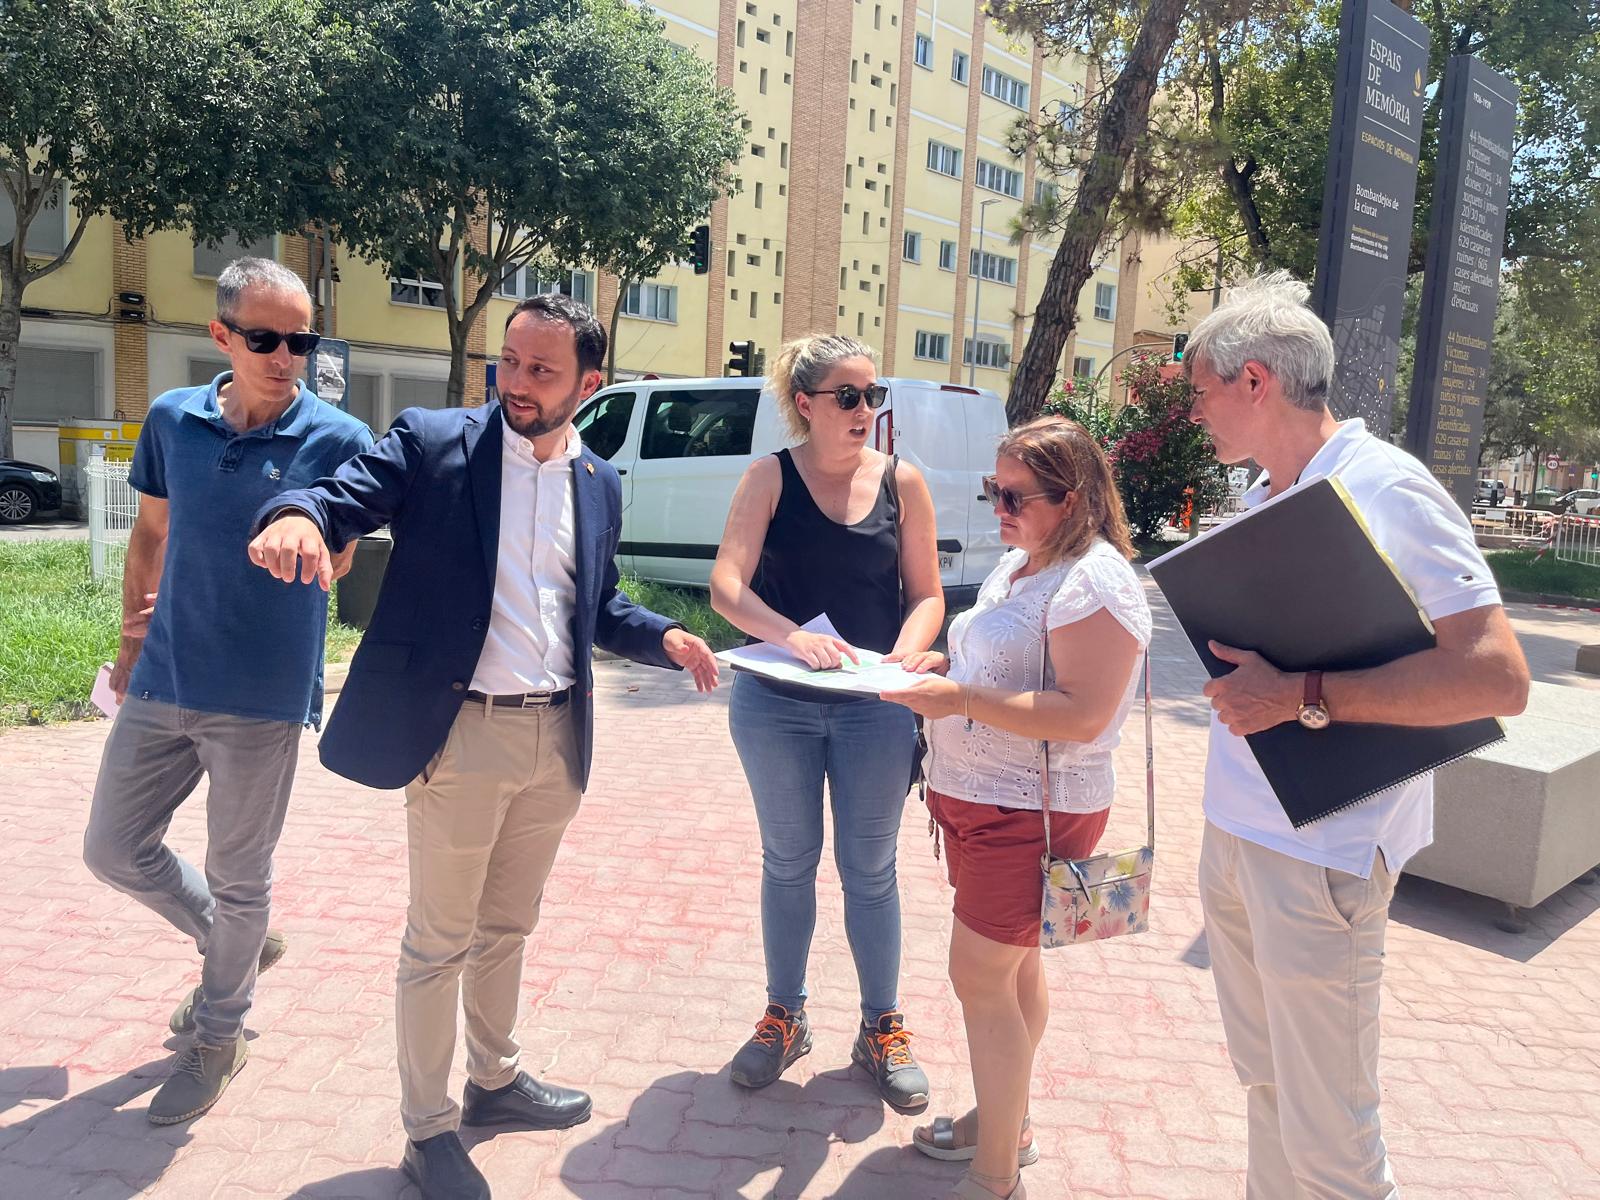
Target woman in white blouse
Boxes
[883,415,1151,1200]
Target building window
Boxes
[1094,281,1117,321]
[903,230,922,262]
[938,239,958,271]
[759,66,768,94]
[963,336,1010,370]
[926,140,962,178]
[1073,355,1095,379]
[621,282,678,323]
[1034,179,1060,206]
[496,264,592,305]
[390,256,447,308]
[969,248,1017,285]
[754,181,764,208]
[975,158,1023,199]
[0,179,69,259]
[193,231,276,279]
[951,49,969,84]
[914,331,949,362]
[981,65,1029,109]
[775,250,784,276]
[913,32,932,69]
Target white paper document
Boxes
[715,614,926,697]
[91,663,121,719]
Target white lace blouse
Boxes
[926,539,1152,813]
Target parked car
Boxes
[571,375,1010,606]
[1474,478,1506,506]
[1554,488,1600,516]
[0,459,62,525]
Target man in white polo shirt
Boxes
[1183,272,1530,1198]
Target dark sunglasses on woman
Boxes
[807,383,889,411]
[982,474,1067,517]
[221,320,322,357]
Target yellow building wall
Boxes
[18,213,115,315]
[335,255,456,353]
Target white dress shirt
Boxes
[468,422,583,694]
[1202,420,1503,878]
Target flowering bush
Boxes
[1045,355,1228,544]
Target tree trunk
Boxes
[445,313,468,409]
[606,280,631,386]
[1006,0,1190,425]
[0,271,24,461]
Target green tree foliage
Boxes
[0,0,337,457]
[1047,353,1227,542]
[316,0,743,406]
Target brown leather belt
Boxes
[464,687,572,709]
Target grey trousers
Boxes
[83,697,300,1047]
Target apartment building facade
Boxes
[5,0,1138,471]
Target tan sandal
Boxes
[948,1171,1026,1200]
[913,1109,1038,1166]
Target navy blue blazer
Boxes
[258,402,680,791]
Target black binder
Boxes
[1147,476,1504,827]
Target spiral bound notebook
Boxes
[1148,476,1504,828]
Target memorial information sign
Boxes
[1311,0,1430,433]
[1404,56,1516,510]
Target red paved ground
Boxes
[1,591,1597,1199]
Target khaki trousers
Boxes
[1199,822,1401,1200]
[396,699,582,1140]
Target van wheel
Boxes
[0,484,38,524]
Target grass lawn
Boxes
[1486,549,1600,603]
[0,541,363,727]
[618,574,742,650]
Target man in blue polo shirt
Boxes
[82,257,373,1126]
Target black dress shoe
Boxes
[401,1131,490,1200]
[461,1070,592,1131]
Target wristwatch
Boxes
[1297,670,1331,730]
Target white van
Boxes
[572,375,1009,605]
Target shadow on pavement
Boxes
[1389,872,1600,962]
[0,1059,190,1197]
[287,1165,413,1199]
[555,1067,888,1200]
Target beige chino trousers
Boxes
[1199,822,1401,1200]
[396,699,583,1140]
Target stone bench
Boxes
[1404,681,1600,929]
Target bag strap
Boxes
[885,452,904,620]
[1038,626,1155,862]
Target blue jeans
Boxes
[728,673,916,1021]
[82,697,299,1046]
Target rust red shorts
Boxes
[925,788,1109,947]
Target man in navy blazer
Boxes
[249,294,717,1200]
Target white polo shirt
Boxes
[1202,420,1503,877]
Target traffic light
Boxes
[1172,332,1189,362]
[689,224,711,275]
[727,339,755,376]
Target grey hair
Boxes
[215,256,310,323]
[1185,270,1334,412]
[767,334,878,440]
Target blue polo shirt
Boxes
[128,374,374,726]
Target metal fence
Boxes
[1554,513,1600,570]
[86,450,139,583]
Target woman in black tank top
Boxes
[710,334,944,1111]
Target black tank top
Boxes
[749,449,902,702]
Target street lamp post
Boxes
[968,197,1001,387]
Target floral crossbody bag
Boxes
[1037,634,1156,948]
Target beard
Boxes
[501,388,581,439]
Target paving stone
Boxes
[0,592,1595,1197]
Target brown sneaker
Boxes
[169,929,287,1036]
[147,1035,247,1125]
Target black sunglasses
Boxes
[806,383,888,411]
[222,320,321,357]
[982,474,1068,517]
